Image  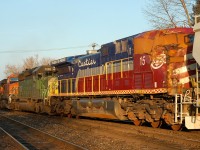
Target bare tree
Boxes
[180,0,193,26]
[22,54,39,70]
[4,55,54,77]
[40,57,52,65]
[143,0,194,29]
[4,64,22,76]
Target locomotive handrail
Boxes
[195,64,200,115]
[183,90,191,102]
[175,94,183,124]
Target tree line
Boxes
[4,55,53,76]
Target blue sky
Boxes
[0,0,150,79]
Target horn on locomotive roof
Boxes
[91,43,98,50]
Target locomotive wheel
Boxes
[171,124,183,131]
[151,120,162,128]
[133,119,143,126]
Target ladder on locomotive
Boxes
[174,66,200,125]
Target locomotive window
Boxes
[10,78,18,83]
[56,65,73,75]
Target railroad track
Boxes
[0,127,27,150]
[0,115,86,150]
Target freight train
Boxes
[1,19,200,131]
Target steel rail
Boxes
[0,115,87,150]
[0,127,28,150]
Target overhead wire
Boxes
[0,45,91,54]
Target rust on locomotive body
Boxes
[134,28,195,95]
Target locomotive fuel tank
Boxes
[16,100,36,112]
[72,98,127,120]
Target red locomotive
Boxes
[51,27,199,130]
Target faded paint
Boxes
[134,28,195,95]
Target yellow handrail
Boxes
[92,76,93,94]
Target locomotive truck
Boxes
[1,17,200,130]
